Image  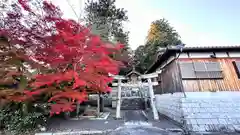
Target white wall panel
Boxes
[229,52,240,58]
[189,52,214,58]
[179,53,189,58]
[215,52,228,57]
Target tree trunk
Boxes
[100,93,104,112]
[97,93,100,117]
[76,103,80,117]
[22,102,28,115]
[64,112,70,119]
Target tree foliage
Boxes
[1,0,123,115]
[146,19,182,47]
[84,0,128,42]
[134,18,182,73]
[0,36,31,105]
[133,45,147,73]
[85,0,131,75]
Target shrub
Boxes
[0,103,48,135]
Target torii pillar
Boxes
[113,75,126,119]
[140,73,159,120]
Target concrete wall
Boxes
[155,92,184,123]
[155,92,240,133]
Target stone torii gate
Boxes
[111,72,160,120]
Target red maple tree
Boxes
[1,0,123,115]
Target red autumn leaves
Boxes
[1,0,124,115]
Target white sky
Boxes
[51,0,237,50]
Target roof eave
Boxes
[145,46,240,74]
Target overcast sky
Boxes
[51,0,240,50]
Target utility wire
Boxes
[66,0,80,22]
[78,0,84,23]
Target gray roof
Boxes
[168,45,240,52]
[146,45,240,73]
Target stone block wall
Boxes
[155,92,240,133]
[155,92,184,123]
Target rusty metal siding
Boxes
[156,60,183,94]
[179,58,240,92]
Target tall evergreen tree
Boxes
[146,18,182,47]
[84,0,128,43]
[85,0,131,75]
[134,18,182,73]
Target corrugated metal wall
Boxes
[179,58,240,92]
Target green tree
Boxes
[84,0,128,42]
[134,18,182,73]
[85,0,131,75]
[133,45,146,73]
[147,18,182,47]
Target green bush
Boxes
[0,103,48,135]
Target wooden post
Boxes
[97,93,100,117]
[147,78,159,120]
[116,79,122,119]
[76,103,80,117]
[100,93,104,112]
